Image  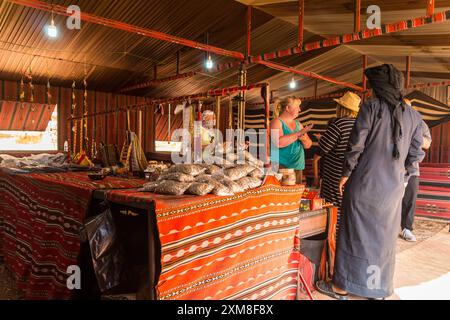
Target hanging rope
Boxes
[71,80,76,155]
[46,60,52,107]
[20,76,25,102]
[83,59,88,153]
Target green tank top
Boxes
[271,119,305,170]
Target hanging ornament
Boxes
[47,80,52,107]
[20,77,25,102]
[71,80,76,117]
[28,66,34,103]
[83,74,88,153]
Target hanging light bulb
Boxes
[46,11,58,38]
[289,77,297,89]
[205,55,214,69]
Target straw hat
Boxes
[333,92,361,113]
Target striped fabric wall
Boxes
[0,79,157,153]
[410,86,450,164]
[232,89,450,162]
[406,90,450,127]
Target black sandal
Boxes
[315,280,349,300]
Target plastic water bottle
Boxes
[64,140,69,153]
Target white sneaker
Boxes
[400,228,417,242]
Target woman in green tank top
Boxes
[270,97,313,183]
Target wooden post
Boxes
[246,6,252,59]
[215,96,221,133]
[427,0,435,16]
[264,84,271,166]
[138,109,143,144]
[148,104,156,152]
[228,95,233,129]
[354,0,361,33]
[298,0,305,47]
[406,56,411,89]
[362,55,367,101]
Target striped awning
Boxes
[405,90,450,128]
[0,100,56,131]
[232,90,450,151]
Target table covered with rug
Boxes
[0,169,335,300]
[0,169,144,299]
[104,176,335,300]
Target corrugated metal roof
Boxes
[1,0,450,102]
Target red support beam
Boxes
[406,56,412,89]
[6,0,245,60]
[427,0,435,16]
[362,55,367,91]
[246,6,252,59]
[257,60,364,92]
[362,55,368,102]
[298,0,305,47]
[354,0,361,33]
[301,92,348,102]
[410,80,450,89]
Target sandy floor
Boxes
[313,219,450,300]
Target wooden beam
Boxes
[427,0,435,16]
[298,0,305,47]
[246,6,252,58]
[264,84,271,166]
[362,54,367,101]
[406,56,412,89]
[354,0,361,33]
[362,54,367,89]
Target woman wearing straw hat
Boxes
[312,91,361,232]
[270,96,313,184]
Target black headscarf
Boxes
[365,64,405,160]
